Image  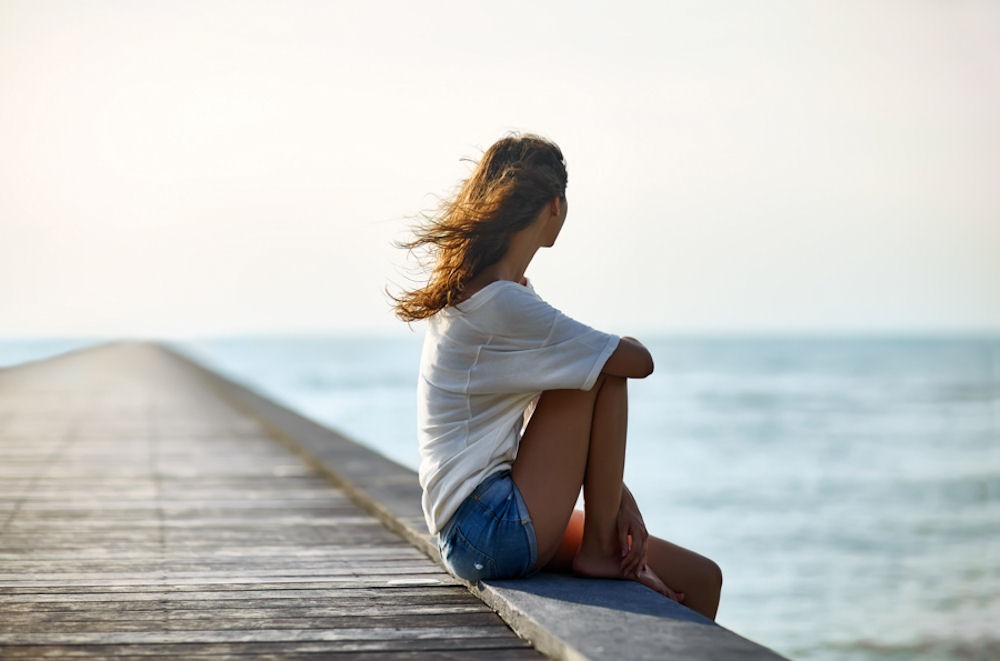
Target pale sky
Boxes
[2,1,998,338]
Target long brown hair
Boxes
[392,133,568,322]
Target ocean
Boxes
[2,334,998,660]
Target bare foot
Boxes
[635,564,685,603]
[573,551,685,603]
[572,548,625,579]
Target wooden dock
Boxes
[0,342,539,658]
[1,341,786,660]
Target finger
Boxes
[620,543,643,576]
[620,552,637,576]
[625,534,648,572]
[634,525,649,550]
[664,586,682,603]
[618,532,636,564]
[619,549,636,575]
[618,525,629,559]
[658,583,679,602]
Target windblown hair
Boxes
[392,133,568,322]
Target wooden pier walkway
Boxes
[0,342,539,658]
[1,341,786,660]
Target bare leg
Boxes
[543,510,723,620]
[514,373,663,593]
[543,509,586,574]
[511,374,628,570]
[571,374,629,578]
[645,536,722,620]
[512,375,717,611]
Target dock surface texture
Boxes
[0,342,785,660]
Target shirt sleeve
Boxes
[466,284,620,394]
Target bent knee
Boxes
[705,558,723,593]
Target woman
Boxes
[393,133,722,620]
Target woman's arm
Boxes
[602,337,654,379]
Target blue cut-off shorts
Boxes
[437,470,538,582]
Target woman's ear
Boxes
[550,196,563,218]
[540,195,567,247]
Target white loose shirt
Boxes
[417,280,620,534]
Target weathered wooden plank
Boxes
[0,553,432,569]
[0,585,468,604]
[2,611,511,634]
[0,639,537,658]
[0,578,462,595]
[0,573,445,586]
[0,556,443,570]
[0,565,451,583]
[0,547,424,563]
[0,343,540,658]
[0,623,523,645]
[0,598,486,619]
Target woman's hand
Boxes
[616,485,649,577]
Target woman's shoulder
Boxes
[454,279,536,310]
[470,282,558,339]
[433,280,550,337]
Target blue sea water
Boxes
[2,335,998,660]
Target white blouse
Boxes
[417,280,619,534]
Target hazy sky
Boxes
[2,1,998,338]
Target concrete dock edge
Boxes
[163,342,787,660]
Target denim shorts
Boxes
[437,470,538,582]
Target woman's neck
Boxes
[458,207,549,302]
